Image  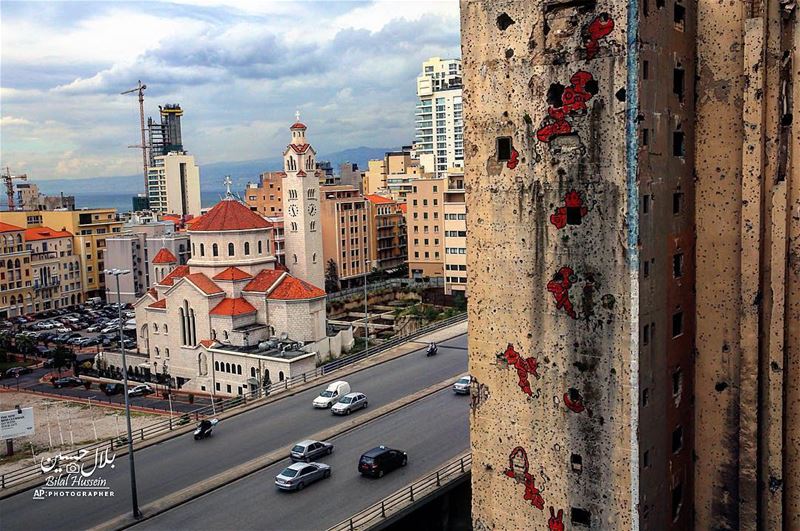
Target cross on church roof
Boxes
[295,110,301,122]
[224,176,233,198]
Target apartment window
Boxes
[423,199,428,206]
[643,60,649,79]
[672,482,683,521]
[672,426,683,453]
[413,199,418,206]
[673,253,684,278]
[570,453,583,473]
[642,388,650,406]
[642,194,651,214]
[674,2,686,31]
[673,131,685,157]
[673,67,685,102]
[673,192,684,214]
[672,368,683,398]
[643,324,650,345]
[643,260,650,278]
[433,186,438,193]
[414,252,419,258]
[643,449,650,468]
[672,311,684,337]
[496,137,512,161]
[642,128,649,146]
[571,508,591,527]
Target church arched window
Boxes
[212,243,218,256]
[310,221,316,232]
[257,241,263,254]
[228,242,235,256]
[307,189,315,199]
[312,253,317,263]
[293,254,298,264]
[291,222,298,232]
[244,242,250,256]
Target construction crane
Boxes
[2,167,27,211]
[121,80,148,196]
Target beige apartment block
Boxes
[366,194,407,272]
[24,227,83,311]
[443,188,466,295]
[406,178,444,280]
[147,151,202,217]
[363,149,431,200]
[0,208,123,299]
[15,182,75,211]
[245,171,285,217]
[320,185,370,289]
[0,222,33,318]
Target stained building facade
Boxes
[462,1,798,530]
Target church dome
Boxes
[189,198,272,232]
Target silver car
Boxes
[290,439,334,462]
[274,462,331,491]
[453,375,472,395]
[331,392,368,415]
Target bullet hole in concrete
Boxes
[523,113,532,124]
[781,113,792,126]
[497,13,515,30]
[570,453,583,473]
[715,381,728,392]
[546,83,566,107]
[485,463,494,471]
[497,137,513,161]
[573,361,589,372]
[722,342,730,352]
[769,476,783,493]
[505,48,514,59]
[615,88,626,101]
[770,361,781,372]
[656,0,665,7]
[636,114,645,122]
[502,111,509,118]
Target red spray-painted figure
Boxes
[550,190,589,229]
[584,13,615,60]
[536,71,598,143]
[504,446,545,510]
[547,267,577,319]
[499,343,540,396]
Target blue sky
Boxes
[1,0,460,180]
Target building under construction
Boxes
[147,103,185,166]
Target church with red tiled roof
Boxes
[130,118,347,397]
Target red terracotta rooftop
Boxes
[289,144,310,154]
[184,273,224,295]
[0,222,24,233]
[148,299,167,309]
[199,339,216,348]
[23,227,73,241]
[209,297,257,316]
[212,266,253,281]
[152,248,177,264]
[158,265,191,286]
[290,122,307,130]
[268,275,325,300]
[365,194,394,205]
[189,199,271,232]
[242,269,284,293]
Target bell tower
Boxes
[281,113,324,290]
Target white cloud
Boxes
[0,116,31,126]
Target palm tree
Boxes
[14,334,35,361]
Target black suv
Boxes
[358,446,407,478]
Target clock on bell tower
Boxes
[281,113,325,290]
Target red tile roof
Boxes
[296,169,307,177]
[365,194,394,205]
[0,222,23,233]
[185,273,224,295]
[212,266,253,281]
[398,203,408,214]
[185,215,203,226]
[242,269,284,293]
[209,297,257,316]
[158,265,191,286]
[189,199,271,232]
[268,275,325,300]
[290,122,307,130]
[289,144,310,154]
[199,339,216,348]
[147,288,158,299]
[152,248,177,264]
[23,227,73,241]
[148,299,167,309]
[161,215,181,223]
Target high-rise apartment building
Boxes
[366,195,407,272]
[339,162,363,191]
[462,1,798,529]
[320,185,370,289]
[147,152,202,217]
[363,149,432,200]
[0,208,123,300]
[245,172,284,217]
[415,57,464,178]
[406,178,444,280]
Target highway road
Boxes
[134,387,470,531]
[0,333,468,531]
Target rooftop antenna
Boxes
[121,81,148,197]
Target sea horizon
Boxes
[72,190,243,214]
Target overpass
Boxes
[0,331,469,531]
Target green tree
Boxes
[325,259,340,292]
[0,330,13,350]
[52,345,71,375]
[14,334,35,361]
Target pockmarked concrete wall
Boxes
[461,1,636,529]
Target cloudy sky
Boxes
[1,0,461,180]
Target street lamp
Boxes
[363,198,371,356]
[104,268,140,518]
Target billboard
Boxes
[0,407,35,439]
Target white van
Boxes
[313,381,351,409]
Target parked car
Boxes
[453,375,472,395]
[86,324,103,333]
[290,440,334,462]
[53,376,83,388]
[5,366,32,377]
[54,327,71,333]
[274,462,331,491]
[101,383,124,395]
[312,380,350,409]
[43,358,55,368]
[127,384,154,397]
[358,446,407,478]
[330,392,368,416]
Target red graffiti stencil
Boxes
[548,507,565,531]
[547,267,578,319]
[536,71,599,143]
[507,148,520,169]
[504,446,545,510]
[550,189,589,229]
[584,13,615,60]
[564,387,588,413]
[497,343,540,396]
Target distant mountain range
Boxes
[34,146,395,196]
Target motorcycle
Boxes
[193,418,218,440]
[426,343,438,357]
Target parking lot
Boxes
[0,302,212,414]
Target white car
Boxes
[127,384,154,397]
[453,375,472,395]
[331,392,368,415]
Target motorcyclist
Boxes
[199,419,212,433]
[427,342,438,355]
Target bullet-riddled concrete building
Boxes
[462,1,797,530]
